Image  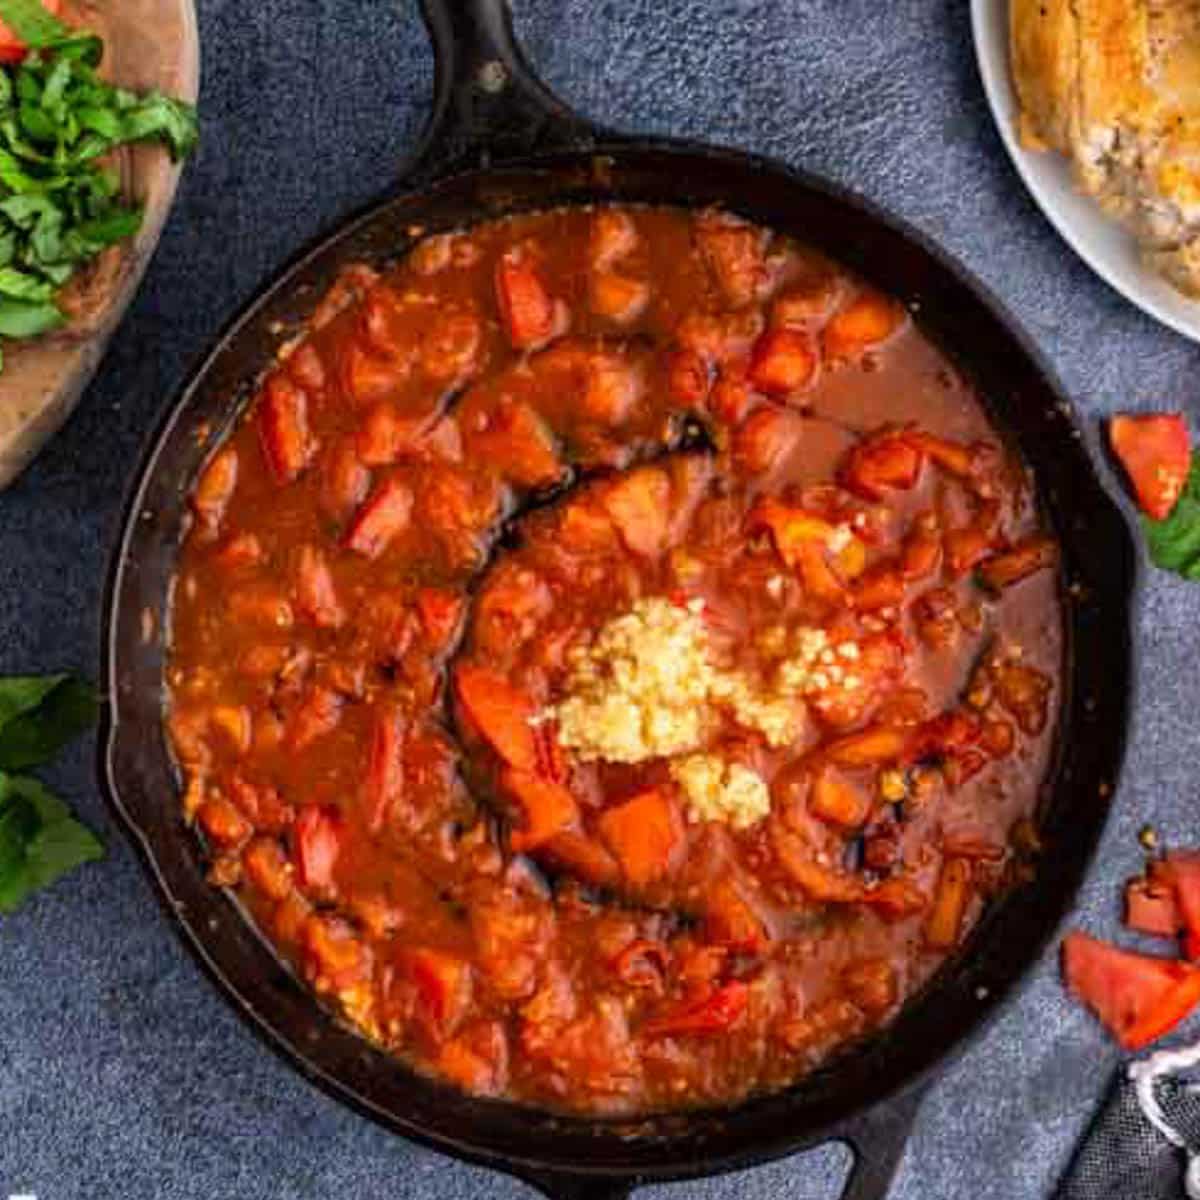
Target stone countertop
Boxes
[1,2,1197,1197]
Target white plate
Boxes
[971,0,1200,342]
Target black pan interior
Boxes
[102,143,1137,1184]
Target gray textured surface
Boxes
[0,1,1197,1197]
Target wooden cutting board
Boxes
[0,0,199,489]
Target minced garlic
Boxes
[671,753,772,829]
[550,597,862,767]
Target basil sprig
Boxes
[0,674,102,914]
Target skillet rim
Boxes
[99,135,1141,1189]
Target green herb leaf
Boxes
[0,773,102,913]
[0,295,60,335]
[0,0,69,49]
[0,675,97,770]
[1144,462,1200,579]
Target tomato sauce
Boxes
[167,205,1062,1114]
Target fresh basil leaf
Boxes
[0,295,60,336]
[0,674,66,732]
[118,93,199,162]
[0,265,50,300]
[0,0,70,49]
[0,676,97,771]
[0,774,102,914]
[1144,463,1200,579]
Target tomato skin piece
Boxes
[823,290,905,361]
[495,251,556,348]
[502,768,579,852]
[839,430,924,501]
[1061,930,1200,1050]
[293,805,342,892]
[0,0,61,61]
[342,477,413,559]
[258,375,313,484]
[596,788,684,887]
[1109,413,1191,521]
[1125,877,1181,939]
[454,664,539,771]
[643,981,749,1037]
[747,328,817,396]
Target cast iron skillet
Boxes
[101,3,1138,1197]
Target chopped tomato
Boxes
[539,831,621,888]
[0,0,61,62]
[1109,413,1191,520]
[466,399,563,489]
[342,477,413,558]
[703,878,772,951]
[495,250,557,348]
[293,805,342,892]
[944,524,995,578]
[436,1021,510,1095]
[1159,854,1200,960]
[864,876,928,921]
[196,795,251,849]
[356,402,427,466]
[839,430,924,501]
[258,374,313,484]
[286,686,343,751]
[823,290,905,361]
[295,545,345,629]
[695,211,766,307]
[1125,877,1181,939]
[733,406,804,475]
[454,664,539,771]
[667,347,711,406]
[399,947,474,1037]
[771,825,865,901]
[590,271,649,324]
[590,209,638,268]
[415,587,463,651]
[597,789,684,886]
[923,858,972,948]
[1062,930,1200,1050]
[825,724,908,768]
[976,536,1058,592]
[602,466,671,558]
[851,564,906,612]
[643,981,749,1037]
[192,447,238,529]
[363,706,405,834]
[747,328,817,396]
[809,768,871,828]
[502,768,579,852]
[747,496,837,566]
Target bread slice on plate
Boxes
[1011,0,1200,295]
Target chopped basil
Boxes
[1144,463,1200,581]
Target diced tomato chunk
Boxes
[809,768,871,828]
[923,858,972,948]
[1108,413,1191,521]
[597,789,684,887]
[502,768,579,852]
[1125,877,1181,939]
[343,477,413,558]
[357,403,427,466]
[466,399,563,489]
[839,430,924,501]
[823,290,905,360]
[192,447,238,529]
[590,209,638,268]
[748,328,817,396]
[747,496,836,566]
[258,374,313,484]
[495,250,557,348]
[436,1022,510,1095]
[667,347,711,406]
[825,724,908,768]
[976,536,1058,592]
[703,879,771,951]
[363,706,405,834]
[733,406,805,476]
[295,545,345,629]
[416,587,463,651]
[197,795,251,849]
[287,686,343,751]
[400,947,474,1037]
[695,211,766,307]
[590,271,649,324]
[1062,930,1200,1050]
[602,466,671,558]
[454,664,539,771]
[1159,853,1200,961]
[242,837,293,901]
[293,805,342,892]
[644,981,748,1037]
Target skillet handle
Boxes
[510,1169,635,1200]
[410,0,601,183]
[837,1084,926,1200]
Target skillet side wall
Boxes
[103,147,1134,1179]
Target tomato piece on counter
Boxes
[1108,413,1191,520]
[293,805,342,892]
[495,250,557,348]
[454,664,539,772]
[342,477,413,559]
[1125,877,1182,939]
[643,981,749,1037]
[0,0,61,62]
[597,789,684,887]
[1158,854,1200,960]
[1062,930,1200,1050]
[748,328,817,396]
[503,768,579,852]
